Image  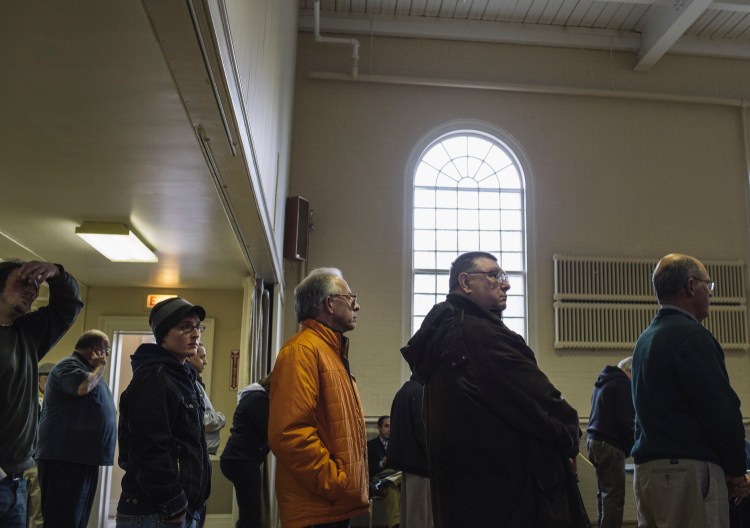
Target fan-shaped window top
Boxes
[412,132,526,338]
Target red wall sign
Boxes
[230,349,239,390]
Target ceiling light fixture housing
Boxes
[75,222,158,263]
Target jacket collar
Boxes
[659,304,698,322]
[446,293,503,323]
[301,318,349,358]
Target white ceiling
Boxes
[0,1,248,290]
[300,0,750,70]
[2,0,748,291]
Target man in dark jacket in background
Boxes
[386,374,432,528]
[220,374,271,528]
[401,251,583,528]
[587,357,635,528]
[367,415,400,528]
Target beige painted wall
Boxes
[288,32,750,420]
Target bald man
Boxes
[631,253,750,527]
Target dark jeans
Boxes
[307,521,351,528]
[116,512,197,528]
[0,476,26,528]
[220,458,262,528]
[38,459,99,528]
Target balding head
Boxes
[652,253,712,320]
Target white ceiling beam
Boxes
[300,6,750,65]
[711,0,750,13]
[298,11,642,52]
[634,0,714,71]
[671,33,750,58]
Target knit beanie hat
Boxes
[149,297,206,345]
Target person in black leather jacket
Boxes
[116,297,211,527]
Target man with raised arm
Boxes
[0,260,83,526]
[36,329,116,528]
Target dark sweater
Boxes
[587,365,635,455]
[631,308,746,476]
[0,267,82,474]
[367,436,387,480]
[386,376,429,477]
[221,384,269,465]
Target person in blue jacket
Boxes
[587,357,635,528]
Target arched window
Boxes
[412,130,527,337]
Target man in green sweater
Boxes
[0,260,83,527]
[632,253,750,528]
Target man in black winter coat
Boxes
[586,357,635,528]
[401,251,583,528]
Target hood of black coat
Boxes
[401,293,502,383]
[130,342,196,381]
[594,364,626,387]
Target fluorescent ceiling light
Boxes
[76,222,158,263]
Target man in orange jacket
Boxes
[269,268,368,528]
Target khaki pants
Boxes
[23,466,42,528]
[400,472,432,528]
[634,459,728,528]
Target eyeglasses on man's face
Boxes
[329,293,358,305]
[690,277,715,293]
[174,323,207,334]
[466,270,510,284]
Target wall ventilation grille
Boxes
[553,255,748,350]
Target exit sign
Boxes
[146,294,178,308]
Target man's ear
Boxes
[685,278,696,297]
[322,296,334,315]
[458,273,471,293]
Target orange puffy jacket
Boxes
[269,319,369,527]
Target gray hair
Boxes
[652,256,702,303]
[618,356,633,371]
[294,267,343,323]
[449,251,498,292]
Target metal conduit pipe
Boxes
[307,71,744,108]
[314,0,359,78]
[740,102,750,293]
